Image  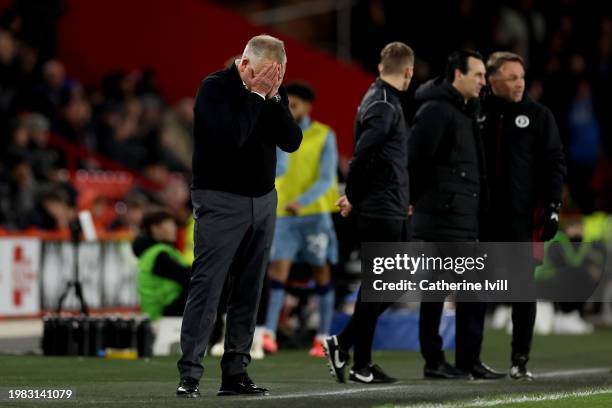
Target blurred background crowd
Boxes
[0,1,193,235]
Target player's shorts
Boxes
[270,213,338,267]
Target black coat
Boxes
[191,63,302,197]
[480,92,566,241]
[346,78,410,219]
[409,77,486,241]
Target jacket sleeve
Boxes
[194,77,266,148]
[408,101,449,202]
[349,102,396,171]
[538,108,567,204]
[152,252,191,287]
[345,102,396,203]
[263,86,303,153]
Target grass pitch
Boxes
[1,328,611,407]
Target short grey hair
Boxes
[242,34,287,65]
[486,51,524,77]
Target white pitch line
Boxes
[536,367,610,378]
[465,387,612,407]
[403,388,612,408]
[250,367,611,401]
[254,384,404,400]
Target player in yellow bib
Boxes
[262,82,339,358]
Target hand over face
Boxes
[268,63,285,99]
[247,62,280,97]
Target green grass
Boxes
[482,390,612,408]
[0,329,611,407]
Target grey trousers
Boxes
[177,188,277,380]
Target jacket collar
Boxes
[486,90,530,113]
[376,77,403,99]
[228,61,249,93]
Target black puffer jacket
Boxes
[409,77,487,241]
[345,78,410,219]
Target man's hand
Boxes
[246,63,279,97]
[267,63,285,99]
[336,195,352,217]
[285,201,301,216]
[540,202,561,241]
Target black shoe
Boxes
[349,364,397,384]
[510,364,534,380]
[323,335,350,383]
[217,372,269,396]
[424,362,472,380]
[176,377,200,398]
[469,362,506,380]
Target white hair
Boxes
[242,34,287,65]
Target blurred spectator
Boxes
[30,59,76,119]
[23,112,65,180]
[107,190,150,234]
[101,98,144,167]
[30,185,76,230]
[0,150,38,229]
[161,97,194,170]
[52,90,96,149]
[8,114,30,151]
[139,94,164,137]
[0,28,20,134]
[0,28,19,91]
[142,160,171,187]
[132,208,190,320]
[566,78,602,214]
[158,176,191,226]
[139,94,180,171]
[592,16,612,157]
[494,0,546,66]
[96,93,172,172]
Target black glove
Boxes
[540,202,561,241]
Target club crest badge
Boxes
[515,115,530,128]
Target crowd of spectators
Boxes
[0,3,193,233]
